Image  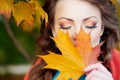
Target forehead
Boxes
[55,0,101,21]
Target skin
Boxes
[52,0,113,80]
[52,0,103,48]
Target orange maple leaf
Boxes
[76,29,91,67]
[0,0,13,19]
[76,29,101,66]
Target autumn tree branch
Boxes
[2,15,32,63]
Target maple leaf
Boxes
[38,29,101,80]
[0,0,13,19]
[12,1,35,25]
[76,29,91,67]
[39,29,85,80]
[76,29,101,66]
[88,45,101,65]
[29,0,48,27]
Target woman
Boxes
[24,0,120,80]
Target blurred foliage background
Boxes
[0,0,120,80]
[0,14,36,80]
[0,15,35,64]
[0,0,45,80]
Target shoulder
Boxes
[109,49,120,80]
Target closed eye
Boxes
[59,25,72,30]
[85,25,97,29]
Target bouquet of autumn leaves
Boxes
[38,29,101,80]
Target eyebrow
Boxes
[58,17,74,22]
[58,16,97,22]
[83,16,97,21]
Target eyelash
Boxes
[85,25,97,29]
[59,25,72,30]
[59,25,97,30]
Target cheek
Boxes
[52,25,58,37]
[82,26,92,34]
[90,29,101,48]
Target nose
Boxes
[75,22,82,33]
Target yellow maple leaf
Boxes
[39,29,85,80]
[41,52,84,80]
[29,0,48,27]
[12,1,35,25]
[0,0,13,19]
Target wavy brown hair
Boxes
[28,0,119,80]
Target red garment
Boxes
[110,49,120,80]
[24,49,120,80]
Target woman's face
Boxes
[53,0,103,48]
